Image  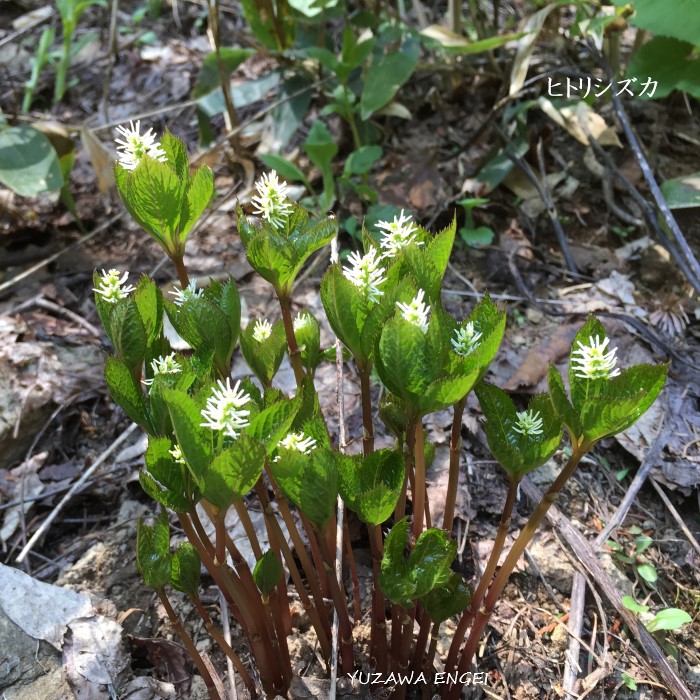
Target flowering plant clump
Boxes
[97,132,670,700]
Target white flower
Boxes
[115,120,167,171]
[571,335,621,380]
[253,318,273,342]
[396,288,430,334]
[200,378,252,439]
[512,409,544,437]
[293,312,314,332]
[169,281,204,307]
[93,269,136,303]
[278,431,317,454]
[342,247,387,304]
[169,444,186,464]
[452,322,483,357]
[251,171,293,229]
[377,210,423,258]
[143,353,182,386]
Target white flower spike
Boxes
[278,431,317,454]
[251,171,293,229]
[377,209,423,258]
[342,247,387,304]
[571,335,621,380]
[253,318,273,342]
[512,409,544,437]
[115,120,167,171]
[452,322,483,357]
[396,288,430,334]
[293,312,314,332]
[143,353,182,386]
[93,269,136,303]
[200,378,252,439]
[169,281,204,307]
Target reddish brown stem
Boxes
[412,420,426,543]
[157,589,221,700]
[443,396,467,531]
[278,294,305,386]
[172,255,190,288]
[358,364,375,455]
[369,524,388,675]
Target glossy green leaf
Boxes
[271,446,338,531]
[408,529,456,598]
[160,131,188,181]
[0,125,63,196]
[109,299,148,369]
[133,275,163,347]
[105,356,152,432]
[622,596,649,614]
[136,510,171,589]
[636,563,658,584]
[475,383,562,478]
[253,550,284,595]
[240,319,287,386]
[164,388,212,478]
[141,436,191,511]
[420,572,471,623]
[201,433,265,510]
[259,154,309,186]
[247,397,301,455]
[338,448,404,525]
[180,165,214,243]
[548,364,583,441]
[171,542,201,597]
[379,518,413,607]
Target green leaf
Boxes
[164,388,212,478]
[180,165,214,242]
[475,383,562,478]
[179,297,233,373]
[661,172,700,209]
[321,264,367,362]
[118,155,185,252]
[360,43,419,120]
[171,542,201,597]
[379,518,414,607]
[408,529,456,598]
[613,0,700,46]
[253,550,284,595]
[240,319,287,386]
[133,275,163,347]
[420,572,471,623]
[0,125,63,196]
[459,226,495,248]
[645,608,692,633]
[338,448,404,525]
[271,447,338,531]
[344,146,382,176]
[635,535,654,554]
[136,510,171,589]
[105,356,152,431]
[304,121,338,174]
[636,563,658,584]
[201,433,265,510]
[194,48,254,98]
[160,131,188,181]
[259,154,309,186]
[621,596,649,614]
[141,436,191,511]
[548,364,583,442]
[109,299,148,369]
[294,312,322,375]
[247,397,301,456]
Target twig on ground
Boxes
[0,212,124,296]
[650,478,700,559]
[519,476,694,700]
[562,417,670,695]
[15,422,139,564]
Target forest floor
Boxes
[0,1,699,699]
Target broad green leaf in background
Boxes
[193,48,254,98]
[661,172,700,209]
[304,121,337,209]
[344,145,382,176]
[259,154,310,189]
[0,125,63,197]
[360,42,419,120]
[136,510,171,589]
[613,0,700,46]
[622,595,650,614]
[624,37,700,99]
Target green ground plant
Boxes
[92,123,669,698]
